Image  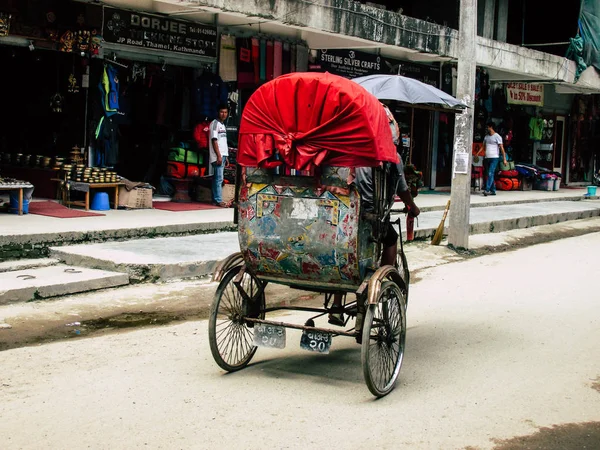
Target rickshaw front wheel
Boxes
[361,281,407,398]
[209,265,265,372]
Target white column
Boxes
[448,0,477,250]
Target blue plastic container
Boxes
[90,192,110,211]
[9,196,29,214]
[588,186,597,196]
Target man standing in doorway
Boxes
[483,121,507,196]
[210,104,230,207]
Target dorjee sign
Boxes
[102,7,217,58]
[506,82,544,106]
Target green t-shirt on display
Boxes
[529,117,544,141]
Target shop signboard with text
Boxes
[506,82,544,106]
[102,6,217,58]
[309,48,440,88]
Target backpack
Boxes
[193,121,211,149]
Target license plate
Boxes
[253,324,286,349]
[300,330,332,354]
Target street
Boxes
[1,233,600,450]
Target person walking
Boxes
[209,104,230,207]
[483,121,507,196]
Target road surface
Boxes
[1,233,599,449]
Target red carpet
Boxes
[152,201,222,212]
[28,201,105,218]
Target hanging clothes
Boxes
[529,116,544,141]
[219,35,237,82]
[290,44,297,73]
[252,37,260,85]
[192,71,229,120]
[259,39,267,82]
[266,40,274,81]
[296,45,309,72]
[282,42,291,74]
[237,37,255,89]
[99,65,120,116]
[273,40,283,78]
[94,115,119,167]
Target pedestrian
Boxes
[483,120,507,196]
[209,104,230,207]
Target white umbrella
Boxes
[352,74,467,110]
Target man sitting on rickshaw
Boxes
[329,104,421,326]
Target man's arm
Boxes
[398,190,420,217]
[395,160,420,217]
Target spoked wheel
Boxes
[361,281,407,397]
[209,265,265,372]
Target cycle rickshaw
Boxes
[208,72,416,397]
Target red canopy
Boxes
[237,72,398,169]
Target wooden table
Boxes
[0,184,34,215]
[61,182,124,211]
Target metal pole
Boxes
[448,0,477,249]
[409,107,414,163]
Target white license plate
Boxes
[253,324,286,349]
[300,330,332,354]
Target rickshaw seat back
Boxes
[238,166,377,290]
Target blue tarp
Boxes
[578,0,600,72]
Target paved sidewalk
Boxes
[48,200,600,281]
[1,188,596,261]
[396,188,595,212]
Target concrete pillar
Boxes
[448,0,477,250]
[496,0,509,42]
[483,0,496,39]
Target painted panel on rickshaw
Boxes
[238,173,376,288]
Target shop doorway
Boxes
[435,112,455,187]
[553,115,567,178]
[409,109,433,186]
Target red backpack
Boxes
[193,121,211,149]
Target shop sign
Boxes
[102,7,217,58]
[506,82,544,106]
[309,48,440,88]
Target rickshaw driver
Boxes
[329,105,421,326]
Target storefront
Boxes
[0,0,309,211]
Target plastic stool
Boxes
[90,192,110,211]
[471,166,484,191]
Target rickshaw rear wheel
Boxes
[361,281,407,398]
[209,265,265,372]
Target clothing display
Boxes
[282,42,291,74]
[273,40,283,78]
[296,45,309,72]
[266,40,274,81]
[290,44,297,73]
[192,71,228,121]
[252,37,260,85]
[237,37,255,89]
[260,39,267,82]
[219,35,237,82]
[529,116,544,140]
